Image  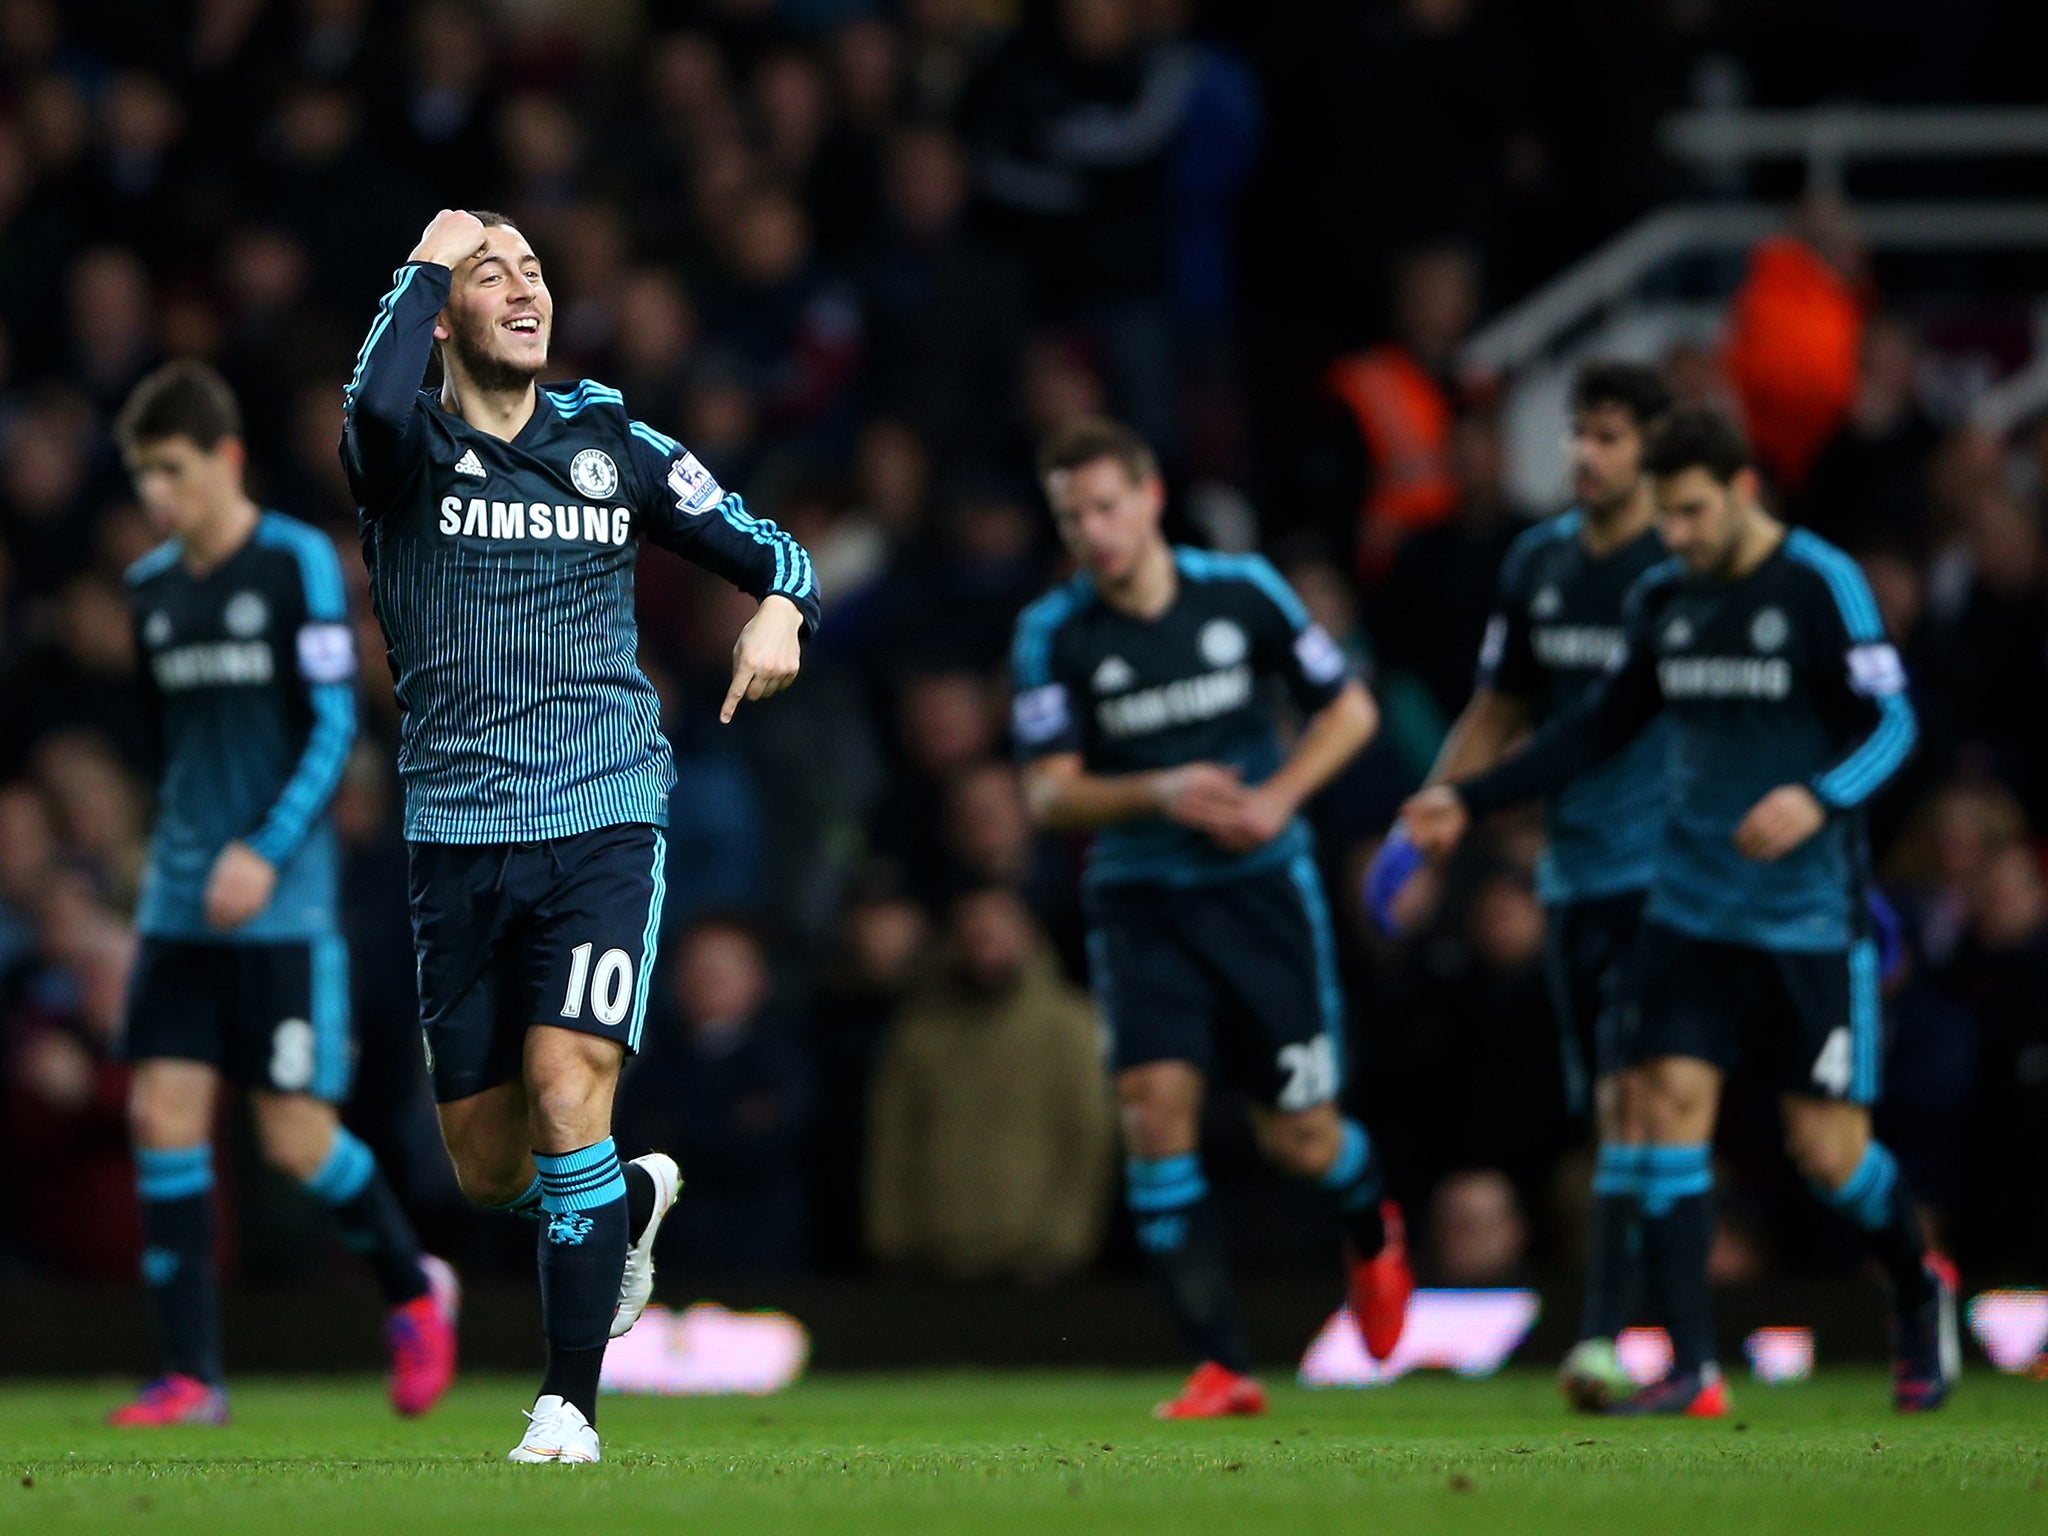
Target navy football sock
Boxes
[1813,1141,1934,1308]
[1638,1144,1715,1377]
[1315,1118,1387,1257]
[1581,1142,1645,1342]
[1127,1155,1251,1375]
[135,1146,223,1386]
[302,1127,429,1305]
[535,1139,629,1424]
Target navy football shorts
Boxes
[408,822,666,1103]
[1084,855,1348,1109]
[1542,889,1647,1116]
[122,935,354,1100]
[1635,920,1884,1105]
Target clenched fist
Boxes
[204,840,277,930]
[409,208,489,270]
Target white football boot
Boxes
[507,1394,600,1464]
[612,1153,682,1339]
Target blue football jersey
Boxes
[1464,529,1917,952]
[1477,511,1668,905]
[127,512,355,940]
[1010,549,1353,888]
[340,262,821,844]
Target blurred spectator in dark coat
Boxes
[1,879,142,1280]
[1943,841,2048,1277]
[618,914,815,1278]
[865,123,1026,466]
[1935,488,2048,829]
[0,782,58,988]
[703,184,864,451]
[1370,409,1518,720]
[965,0,1187,447]
[1377,859,1572,1206]
[0,386,99,595]
[868,667,1004,888]
[865,885,1111,1281]
[806,874,931,1272]
[1799,315,1940,557]
[383,0,499,208]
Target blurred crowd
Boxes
[3,0,2047,1302]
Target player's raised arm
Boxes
[340,210,481,492]
[620,415,820,720]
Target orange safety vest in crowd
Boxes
[1326,344,1459,555]
[1722,234,1865,495]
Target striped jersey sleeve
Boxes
[244,515,357,867]
[619,414,822,636]
[1786,531,1917,811]
[340,262,450,502]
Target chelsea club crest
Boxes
[570,449,620,500]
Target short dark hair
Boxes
[1036,416,1159,486]
[114,359,242,455]
[1642,404,1752,484]
[1571,360,1673,431]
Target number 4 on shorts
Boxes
[1811,1025,1853,1097]
[561,942,635,1027]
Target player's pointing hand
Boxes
[409,208,489,270]
[722,594,806,723]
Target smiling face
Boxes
[436,222,551,392]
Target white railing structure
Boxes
[1462,200,2048,380]
[1459,106,2048,491]
[1662,105,2048,199]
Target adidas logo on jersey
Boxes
[454,449,487,478]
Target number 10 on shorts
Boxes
[561,942,635,1026]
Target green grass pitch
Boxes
[6,1371,2045,1535]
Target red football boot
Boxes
[1608,1370,1731,1418]
[109,1375,230,1427]
[387,1255,460,1418]
[1153,1362,1268,1420]
[1346,1200,1414,1361]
